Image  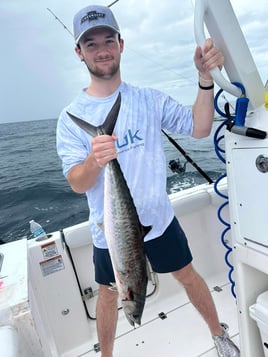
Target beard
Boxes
[85,58,120,79]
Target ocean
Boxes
[0,119,225,243]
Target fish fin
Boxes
[66,111,98,137]
[141,225,152,238]
[67,92,121,137]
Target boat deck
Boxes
[81,271,240,357]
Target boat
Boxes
[1,1,268,356]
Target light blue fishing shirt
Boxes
[57,82,193,248]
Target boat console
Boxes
[195,1,268,355]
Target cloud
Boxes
[0,0,267,123]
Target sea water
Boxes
[0,119,225,243]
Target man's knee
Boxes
[98,284,119,304]
[172,263,200,287]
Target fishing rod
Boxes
[47,8,73,37]
[162,129,214,184]
[108,0,120,7]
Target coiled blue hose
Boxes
[213,91,238,299]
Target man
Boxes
[57,5,240,357]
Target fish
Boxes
[67,92,151,326]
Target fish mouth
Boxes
[122,295,145,327]
[125,312,142,327]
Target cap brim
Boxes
[75,25,119,44]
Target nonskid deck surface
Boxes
[81,272,240,357]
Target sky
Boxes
[0,0,268,123]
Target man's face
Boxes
[76,28,124,79]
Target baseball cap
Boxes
[73,5,120,44]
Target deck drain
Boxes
[158,312,167,320]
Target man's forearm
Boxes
[192,75,215,138]
[67,153,102,194]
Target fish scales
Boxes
[104,158,148,325]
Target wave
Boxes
[0,182,88,243]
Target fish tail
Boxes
[66,112,98,137]
[67,92,121,137]
[99,92,121,136]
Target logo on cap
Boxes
[81,11,105,24]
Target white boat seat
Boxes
[63,221,93,249]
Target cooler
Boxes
[249,291,268,357]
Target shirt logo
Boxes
[81,11,105,24]
[117,129,143,149]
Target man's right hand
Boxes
[91,133,118,168]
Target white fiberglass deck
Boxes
[80,272,239,357]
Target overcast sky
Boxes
[1,0,267,123]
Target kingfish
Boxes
[67,93,151,326]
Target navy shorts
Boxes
[93,216,193,285]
